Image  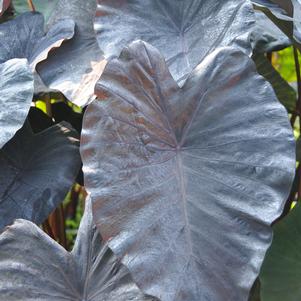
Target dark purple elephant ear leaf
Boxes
[0,197,157,300]
[0,12,75,68]
[260,203,301,301]
[81,41,296,301]
[0,121,81,231]
[37,0,105,107]
[94,0,254,85]
[0,0,10,16]
[0,59,33,148]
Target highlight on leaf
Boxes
[0,58,33,148]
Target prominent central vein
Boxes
[175,150,193,254]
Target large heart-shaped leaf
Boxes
[251,10,292,53]
[81,41,296,301]
[0,0,10,16]
[13,0,59,21]
[94,0,254,85]
[0,11,74,68]
[37,0,105,107]
[0,59,33,148]
[260,203,301,301]
[0,197,156,300]
[0,121,81,231]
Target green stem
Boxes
[27,0,35,12]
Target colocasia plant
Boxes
[0,1,299,301]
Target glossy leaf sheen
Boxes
[0,198,156,300]
[0,122,81,231]
[81,41,296,301]
[95,0,254,85]
[260,203,301,301]
[37,0,105,107]
[0,12,74,68]
[0,59,33,148]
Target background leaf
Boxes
[0,198,156,300]
[260,203,301,301]
[94,0,255,85]
[251,11,291,53]
[37,0,105,107]
[253,0,301,49]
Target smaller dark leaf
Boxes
[94,0,254,86]
[252,52,296,112]
[0,121,81,231]
[260,203,301,301]
[0,198,156,300]
[0,59,34,148]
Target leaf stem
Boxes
[27,0,35,12]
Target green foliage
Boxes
[260,203,301,301]
[274,47,300,83]
[13,0,58,21]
